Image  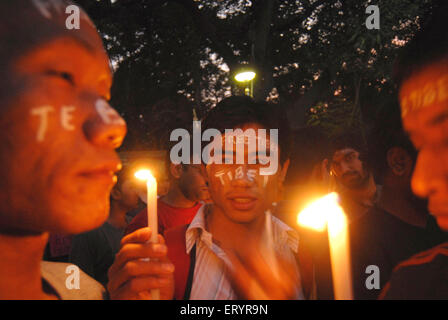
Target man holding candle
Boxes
[379,8,448,299]
[0,0,174,299]
[124,143,210,237]
[164,96,312,300]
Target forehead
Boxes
[15,36,110,76]
[400,60,448,138]
[220,123,274,147]
[332,148,357,161]
[6,1,107,69]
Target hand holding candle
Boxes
[297,192,353,300]
[134,169,160,300]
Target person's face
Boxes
[0,23,126,234]
[178,164,211,203]
[400,59,448,230]
[117,180,140,211]
[331,148,369,189]
[206,123,288,225]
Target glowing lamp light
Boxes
[134,168,160,300]
[297,192,353,300]
[234,71,256,82]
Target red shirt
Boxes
[125,198,203,236]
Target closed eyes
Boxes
[45,70,75,85]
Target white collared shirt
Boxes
[186,205,304,300]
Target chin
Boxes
[226,210,261,225]
[48,197,110,234]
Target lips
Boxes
[77,161,121,184]
[227,194,258,211]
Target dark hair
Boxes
[368,98,417,183]
[328,129,370,171]
[202,96,291,165]
[393,3,448,89]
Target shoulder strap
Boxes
[165,224,196,300]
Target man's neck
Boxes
[0,231,57,299]
[345,175,377,204]
[206,205,265,250]
[378,186,428,228]
[160,184,197,209]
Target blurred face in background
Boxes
[178,164,211,203]
[331,148,370,190]
[400,59,448,230]
[113,179,141,211]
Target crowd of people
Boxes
[0,0,446,300]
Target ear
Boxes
[387,147,412,177]
[170,163,183,179]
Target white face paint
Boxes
[247,169,257,182]
[263,175,269,188]
[31,0,65,19]
[61,105,76,131]
[95,99,125,125]
[214,170,226,185]
[31,106,54,142]
[31,105,79,142]
[31,0,95,28]
[213,166,261,186]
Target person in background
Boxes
[328,130,380,221]
[349,100,447,299]
[125,138,210,237]
[70,168,140,287]
[379,7,448,299]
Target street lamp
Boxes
[234,69,256,97]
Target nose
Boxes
[340,160,353,174]
[411,148,443,199]
[83,99,127,149]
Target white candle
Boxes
[135,169,160,300]
[297,192,353,300]
[146,173,158,244]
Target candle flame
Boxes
[134,169,155,182]
[297,192,346,232]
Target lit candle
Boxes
[134,169,160,300]
[297,192,353,300]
